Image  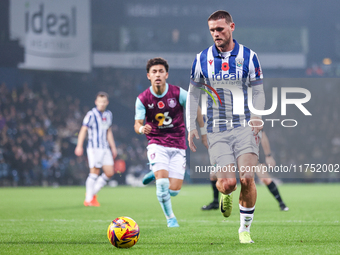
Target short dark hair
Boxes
[208,10,233,24]
[96,91,109,99]
[146,57,169,73]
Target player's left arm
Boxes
[249,52,265,135]
[107,128,117,159]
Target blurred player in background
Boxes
[134,58,187,228]
[75,92,117,207]
[256,131,289,211]
[187,10,265,243]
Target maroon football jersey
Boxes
[138,84,186,149]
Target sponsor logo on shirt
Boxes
[155,112,173,128]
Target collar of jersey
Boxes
[212,39,239,58]
[149,83,168,98]
[93,107,104,116]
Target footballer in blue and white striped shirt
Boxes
[186,10,265,244]
[75,91,117,207]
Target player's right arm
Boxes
[187,55,203,152]
[134,97,152,135]
[75,125,88,156]
[134,119,152,135]
[197,106,208,149]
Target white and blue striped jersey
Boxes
[188,39,263,133]
[82,107,113,148]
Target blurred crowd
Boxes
[0,82,88,186]
[0,80,150,187]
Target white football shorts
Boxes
[146,143,186,180]
[208,126,261,167]
[87,147,114,169]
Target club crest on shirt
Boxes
[157,101,165,109]
[167,98,177,108]
[236,58,244,67]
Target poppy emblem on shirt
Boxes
[167,98,177,108]
[222,62,229,71]
[208,59,213,65]
[157,101,165,109]
[102,117,107,121]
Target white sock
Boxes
[239,204,255,233]
[93,173,110,195]
[85,173,98,202]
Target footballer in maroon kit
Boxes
[134,58,188,227]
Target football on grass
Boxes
[107,216,140,248]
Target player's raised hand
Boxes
[143,124,152,134]
[74,146,83,157]
[249,117,263,135]
[188,129,199,152]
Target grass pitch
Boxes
[0,184,339,254]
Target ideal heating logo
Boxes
[25,3,76,36]
[211,71,241,82]
[24,2,78,58]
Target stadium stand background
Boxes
[1,0,340,186]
